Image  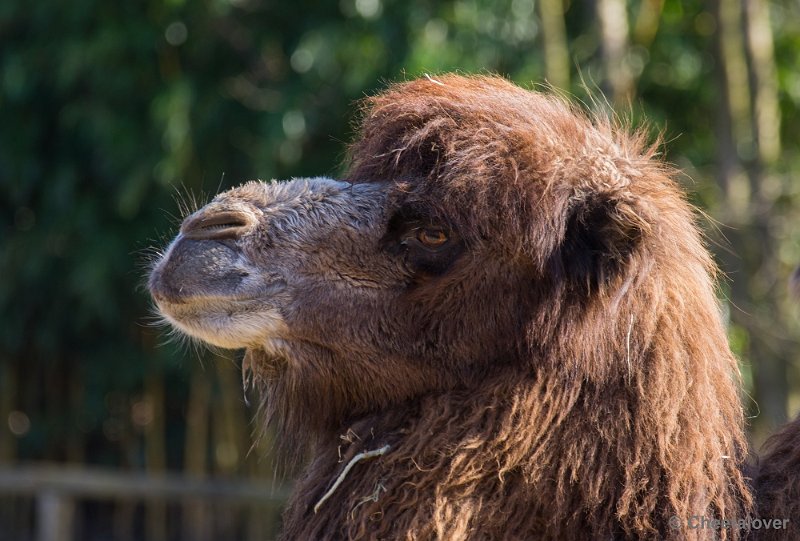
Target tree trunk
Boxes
[538,0,570,90]
[595,0,633,103]
[632,0,664,48]
[713,0,787,444]
[742,0,788,441]
[743,0,781,165]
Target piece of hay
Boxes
[313,444,391,514]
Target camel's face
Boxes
[150,178,391,349]
[149,178,526,403]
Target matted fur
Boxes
[151,75,800,540]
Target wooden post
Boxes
[0,464,290,539]
[36,490,74,541]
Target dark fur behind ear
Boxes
[559,191,650,293]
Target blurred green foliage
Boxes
[2,0,800,477]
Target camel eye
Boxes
[416,228,448,248]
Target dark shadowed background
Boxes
[2,0,800,539]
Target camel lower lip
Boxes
[158,301,288,349]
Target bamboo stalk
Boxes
[182,363,212,541]
[0,361,16,463]
[144,369,168,541]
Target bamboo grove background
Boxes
[2,0,800,539]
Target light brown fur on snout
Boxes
[149,75,800,540]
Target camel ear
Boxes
[559,191,649,292]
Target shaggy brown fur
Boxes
[149,75,800,540]
[754,417,800,539]
[313,75,748,539]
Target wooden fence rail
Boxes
[0,465,290,541]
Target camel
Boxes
[149,74,800,540]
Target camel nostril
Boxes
[181,209,257,240]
